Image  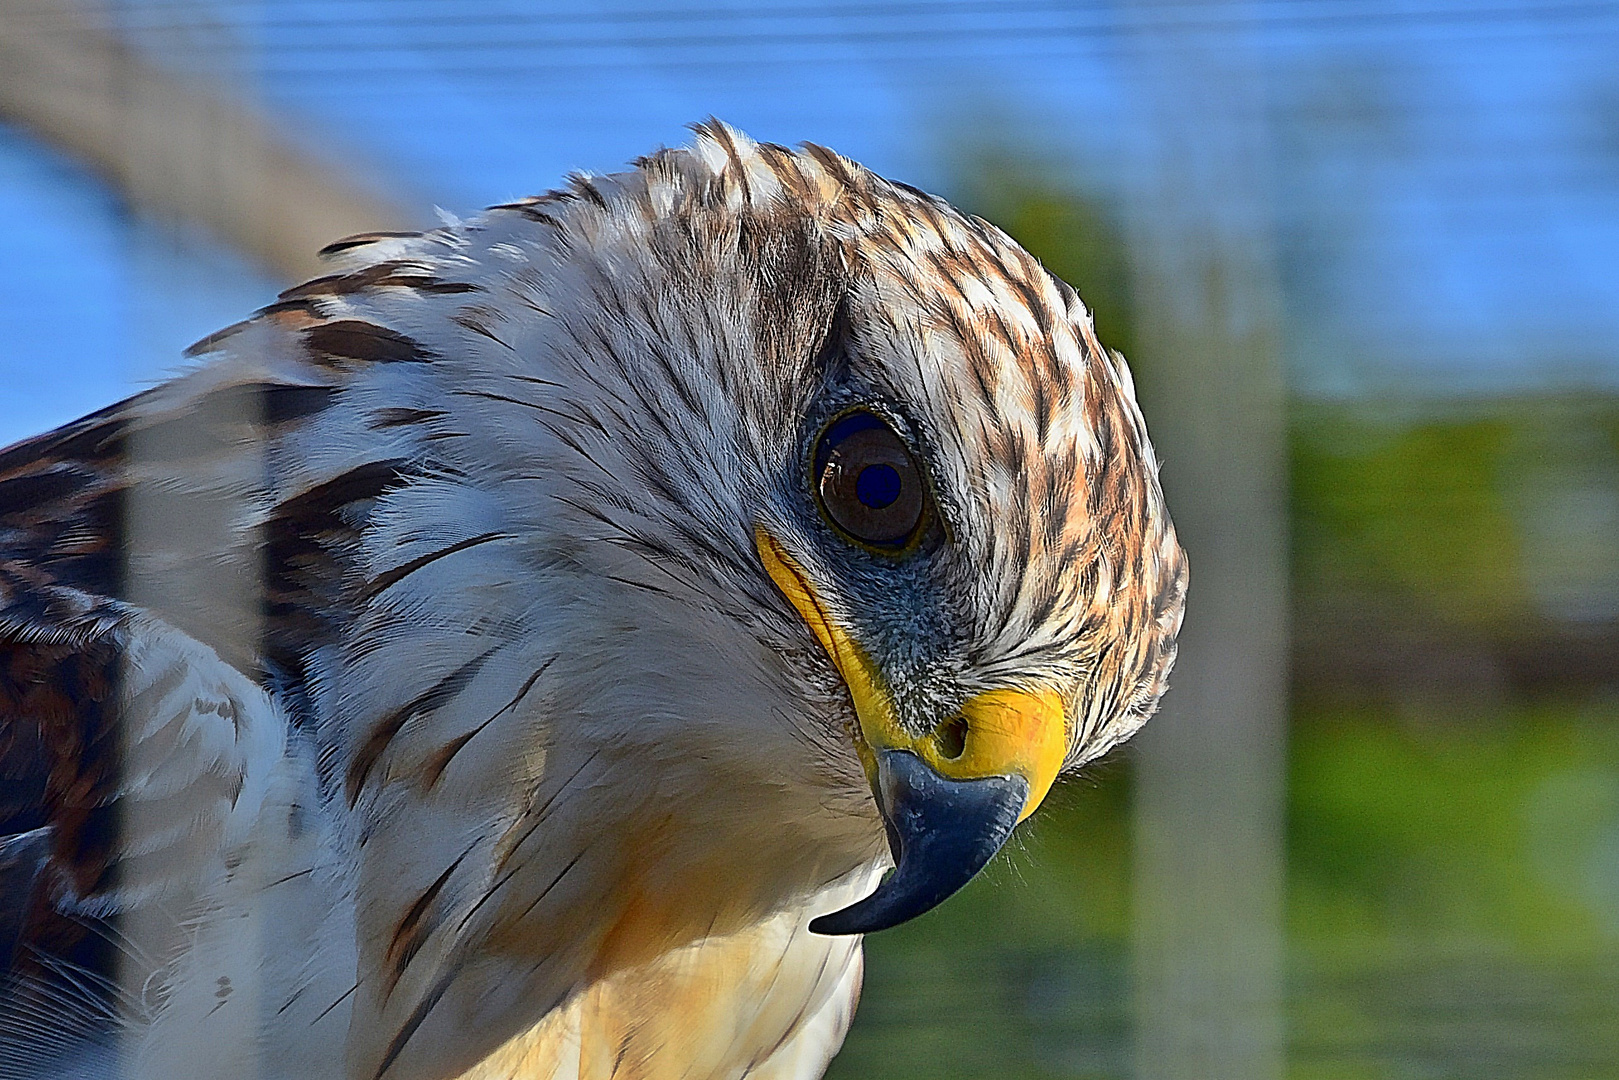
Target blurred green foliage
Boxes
[1291,396,1619,703]
[1289,702,1619,955]
[1291,405,1530,629]
[1282,703,1619,1079]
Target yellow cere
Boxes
[755,527,1067,823]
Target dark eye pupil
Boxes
[813,410,926,549]
[856,464,901,509]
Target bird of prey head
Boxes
[0,123,1184,1079]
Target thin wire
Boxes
[198,18,1619,80]
[42,0,1104,25]
[93,0,1619,30]
[36,0,1619,42]
[229,25,1619,79]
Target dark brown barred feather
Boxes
[260,458,417,726]
[184,299,329,358]
[568,173,610,210]
[801,143,861,199]
[383,850,470,997]
[494,203,567,229]
[182,318,258,359]
[0,470,97,521]
[0,418,125,478]
[705,122,752,201]
[368,407,446,430]
[316,231,424,259]
[304,320,434,365]
[249,384,336,427]
[256,297,328,321]
[279,262,483,302]
[274,462,408,525]
[451,313,513,350]
[362,532,508,601]
[345,645,501,806]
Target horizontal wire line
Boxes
[114,21,1619,79]
[95,0,1619,26]
[61,0,1619,42]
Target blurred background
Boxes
[3,0,1618,1077]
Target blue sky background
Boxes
[2,0,1617,444]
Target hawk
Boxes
[0,123,1184,1080]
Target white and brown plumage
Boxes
[0,124,1184,1080]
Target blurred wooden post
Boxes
[0,0,410,280]
[1121,3,1289,1079]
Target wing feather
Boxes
[0,306,386,1077]
[0,560,303,1076]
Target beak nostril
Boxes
[933,715,968,760]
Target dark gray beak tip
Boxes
[810,750,1028,936]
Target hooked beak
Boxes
[756,528,1068,936]
[808,749,1026,934]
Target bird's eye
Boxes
[813,411,926,549]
